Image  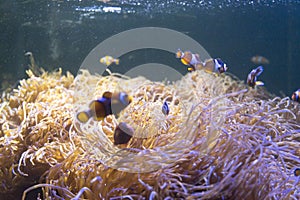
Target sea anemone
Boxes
[0,67,299,199]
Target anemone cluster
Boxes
[0,68,299,199]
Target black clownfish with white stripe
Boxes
[247,66,264,88]
[291,89,300,102]
[76,91,133,123]
[162,101,170,116]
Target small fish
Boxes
[76,91,132,123]
[202,58,228,74]
[291,89,300,102]
[294,168,300,176]
[100,56,120,66]
[24,51,40,76]
[175,49,228,74]
[162,101,170,115]
[114,122,134,145]
[247,66,264,88]
[176,49,203,72]
[251,55,270,65]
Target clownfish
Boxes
[162,101,170,116]
[251,55,270,65]
[176,49,203,72]
[176,49,228,74]
[76,91,132,123]
[114,122,134,145]
[291,89,300,102]
[294,168,300,176]
[100,56,119,66]
[247,66,264,88]
[202,58,228,75]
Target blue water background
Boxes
[0,0,300,96]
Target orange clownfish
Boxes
[100,56,120,66]
[176,49,203,72]
[202,58,228,75]
[291,89,300,102]
[251,55,270,65]
[176,49,228,74]
[247,66,264,88]
[114,122,134,145]
[76,91,132,123]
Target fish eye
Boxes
[294,168,300,176]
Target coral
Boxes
[0,68,299,200]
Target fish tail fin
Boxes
[76,110,91,123]
[187,67,195,72]
[176,49,183,58]
[255,81,264,86]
